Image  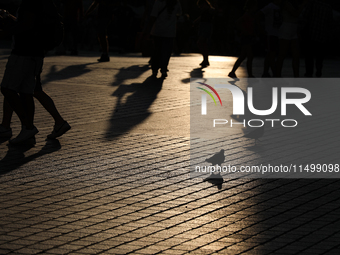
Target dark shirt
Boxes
[12,0,44,57]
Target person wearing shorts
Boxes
[1,0,71,143]
[0,0,44,144]
[0,67,71,141]
[195,0,215,68]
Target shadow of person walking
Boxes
[181,67,205,84]
[112,64,150,87]
[41,62,98,85]
[106,76,163,139]
[0,140,61,176]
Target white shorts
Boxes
[1,54,43,94]
[279,22,298,40]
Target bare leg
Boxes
[19,93,35,129]
[197,38,209,65]
[1,98,13,129]
[230,46,247,76]
[34,90,64,126]
[245,45,254,77]
[1,88,29,128]
[98,33,109,55]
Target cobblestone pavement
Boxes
[1,48,340,254]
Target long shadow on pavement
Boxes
[41,62,98,85]
[0,140,61,176]
[105,76,163,139]
[112,64,150,87]
[181,67,205,84]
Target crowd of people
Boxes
[229,0,334,78]
[0,0,337,145]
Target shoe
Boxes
[228,72,237,78]
[200,61,210,67]
[161,70,168,79]
[151,70,158,78]
[0,124,12,138]
[10,126,38,145]
[47,121,71,139]
[97,54,110,62]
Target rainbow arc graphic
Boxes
[197,82,223,106]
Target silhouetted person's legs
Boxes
[246,45,254,77]
[276,39,299,78]
[303,40,325,77]
[1,73,70,139]
[160,38,173,76]
[263,35,278,77]
[1,90,35,135]
[291,39,300,78]
[34,74,65,127]
[197,38,209,67]
[1,88,32,129]
[230,54,246,78]
[315,42,325,77]
[151,36,161,77]
[96,14,111,62]
[304,40,314,77]
[34,73,70,139]
[276,39,289,77]
[20,92,35,129]
[98,33,109,56]
[152,36,174,78]
[1,98,13,129]
[229,44,254,78]
[263,51,276,77]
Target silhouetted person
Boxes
[141,0,156,64]
[229,0,259,78]
[195,0,215,68]
[174,13,193,55]
[259,0,282,77]
[0,2,71,142]
[275,0,306,77]
[61,0,83,56]
[149,0,182,78]
[300,0,333,77]
[0,1,44,144]
[85,0,120,62]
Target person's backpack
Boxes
[41,0,64,51]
